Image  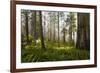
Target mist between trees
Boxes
[21,10,90,62]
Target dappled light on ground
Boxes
[55,46,73,50]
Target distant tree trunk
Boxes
[69,14,73,42]
[54,23,56,42]
[72,32,75,40]
[50,16,52,42]
[39,11,46,49]
[72,31,75,46]
[76,13,90,50]
[31,13,34,36]
[44,16,46,40]
[58,12,60,47]
[47,23,50,41]
[69,25,72,42]
[25,12,29,44]
[36,11,41,39]
[32,11,37,45]
[63,28,66,43]
[54,13,57,42]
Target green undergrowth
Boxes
[21,44,90,63]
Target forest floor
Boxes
[21,42,90,63]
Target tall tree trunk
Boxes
[34,11,37,45]
[76,13,90,50]
[76,13,83,49]
[76,13,80,48]
[86,13,90,50]
[83,13,90,50]
[25,12,29,44]
[58,12,60,47]
[39,11,46,49]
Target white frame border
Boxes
[16,4,95,69]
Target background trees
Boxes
[21,10,90,50]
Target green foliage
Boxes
[21,42,90,63]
